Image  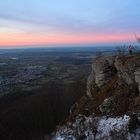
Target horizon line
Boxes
[0,44,139,50]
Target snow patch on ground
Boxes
[96,115,129,139]
[52,115,140,140]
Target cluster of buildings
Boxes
[0,66,47,93]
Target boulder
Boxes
[99,96,116,114]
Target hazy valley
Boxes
[0,47,109,140]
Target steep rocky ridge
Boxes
[87,55,140,98]
[52,54,140,140]
[86,54,140,114]
[87,56,116,98]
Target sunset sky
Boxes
[0,0,140,48]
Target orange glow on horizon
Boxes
[0,32,134,47]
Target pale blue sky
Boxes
[0,0,140,46]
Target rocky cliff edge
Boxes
[52,54,140,140]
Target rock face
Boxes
[114,56,135,85]
[93,56,116,87]
[135,69,140,93]
[87,67,98,98]
[87,55,140,99]
[87,56,116,98]
[52,54,140,140]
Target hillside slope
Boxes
[52,53,140,140]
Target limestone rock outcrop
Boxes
[87,67,98,98]
[114,56,136,85]
[87,55,140,99]
[93,56,116,87]
[135,69,140,93]
[53,54,140,140]
[87,56,116,98]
